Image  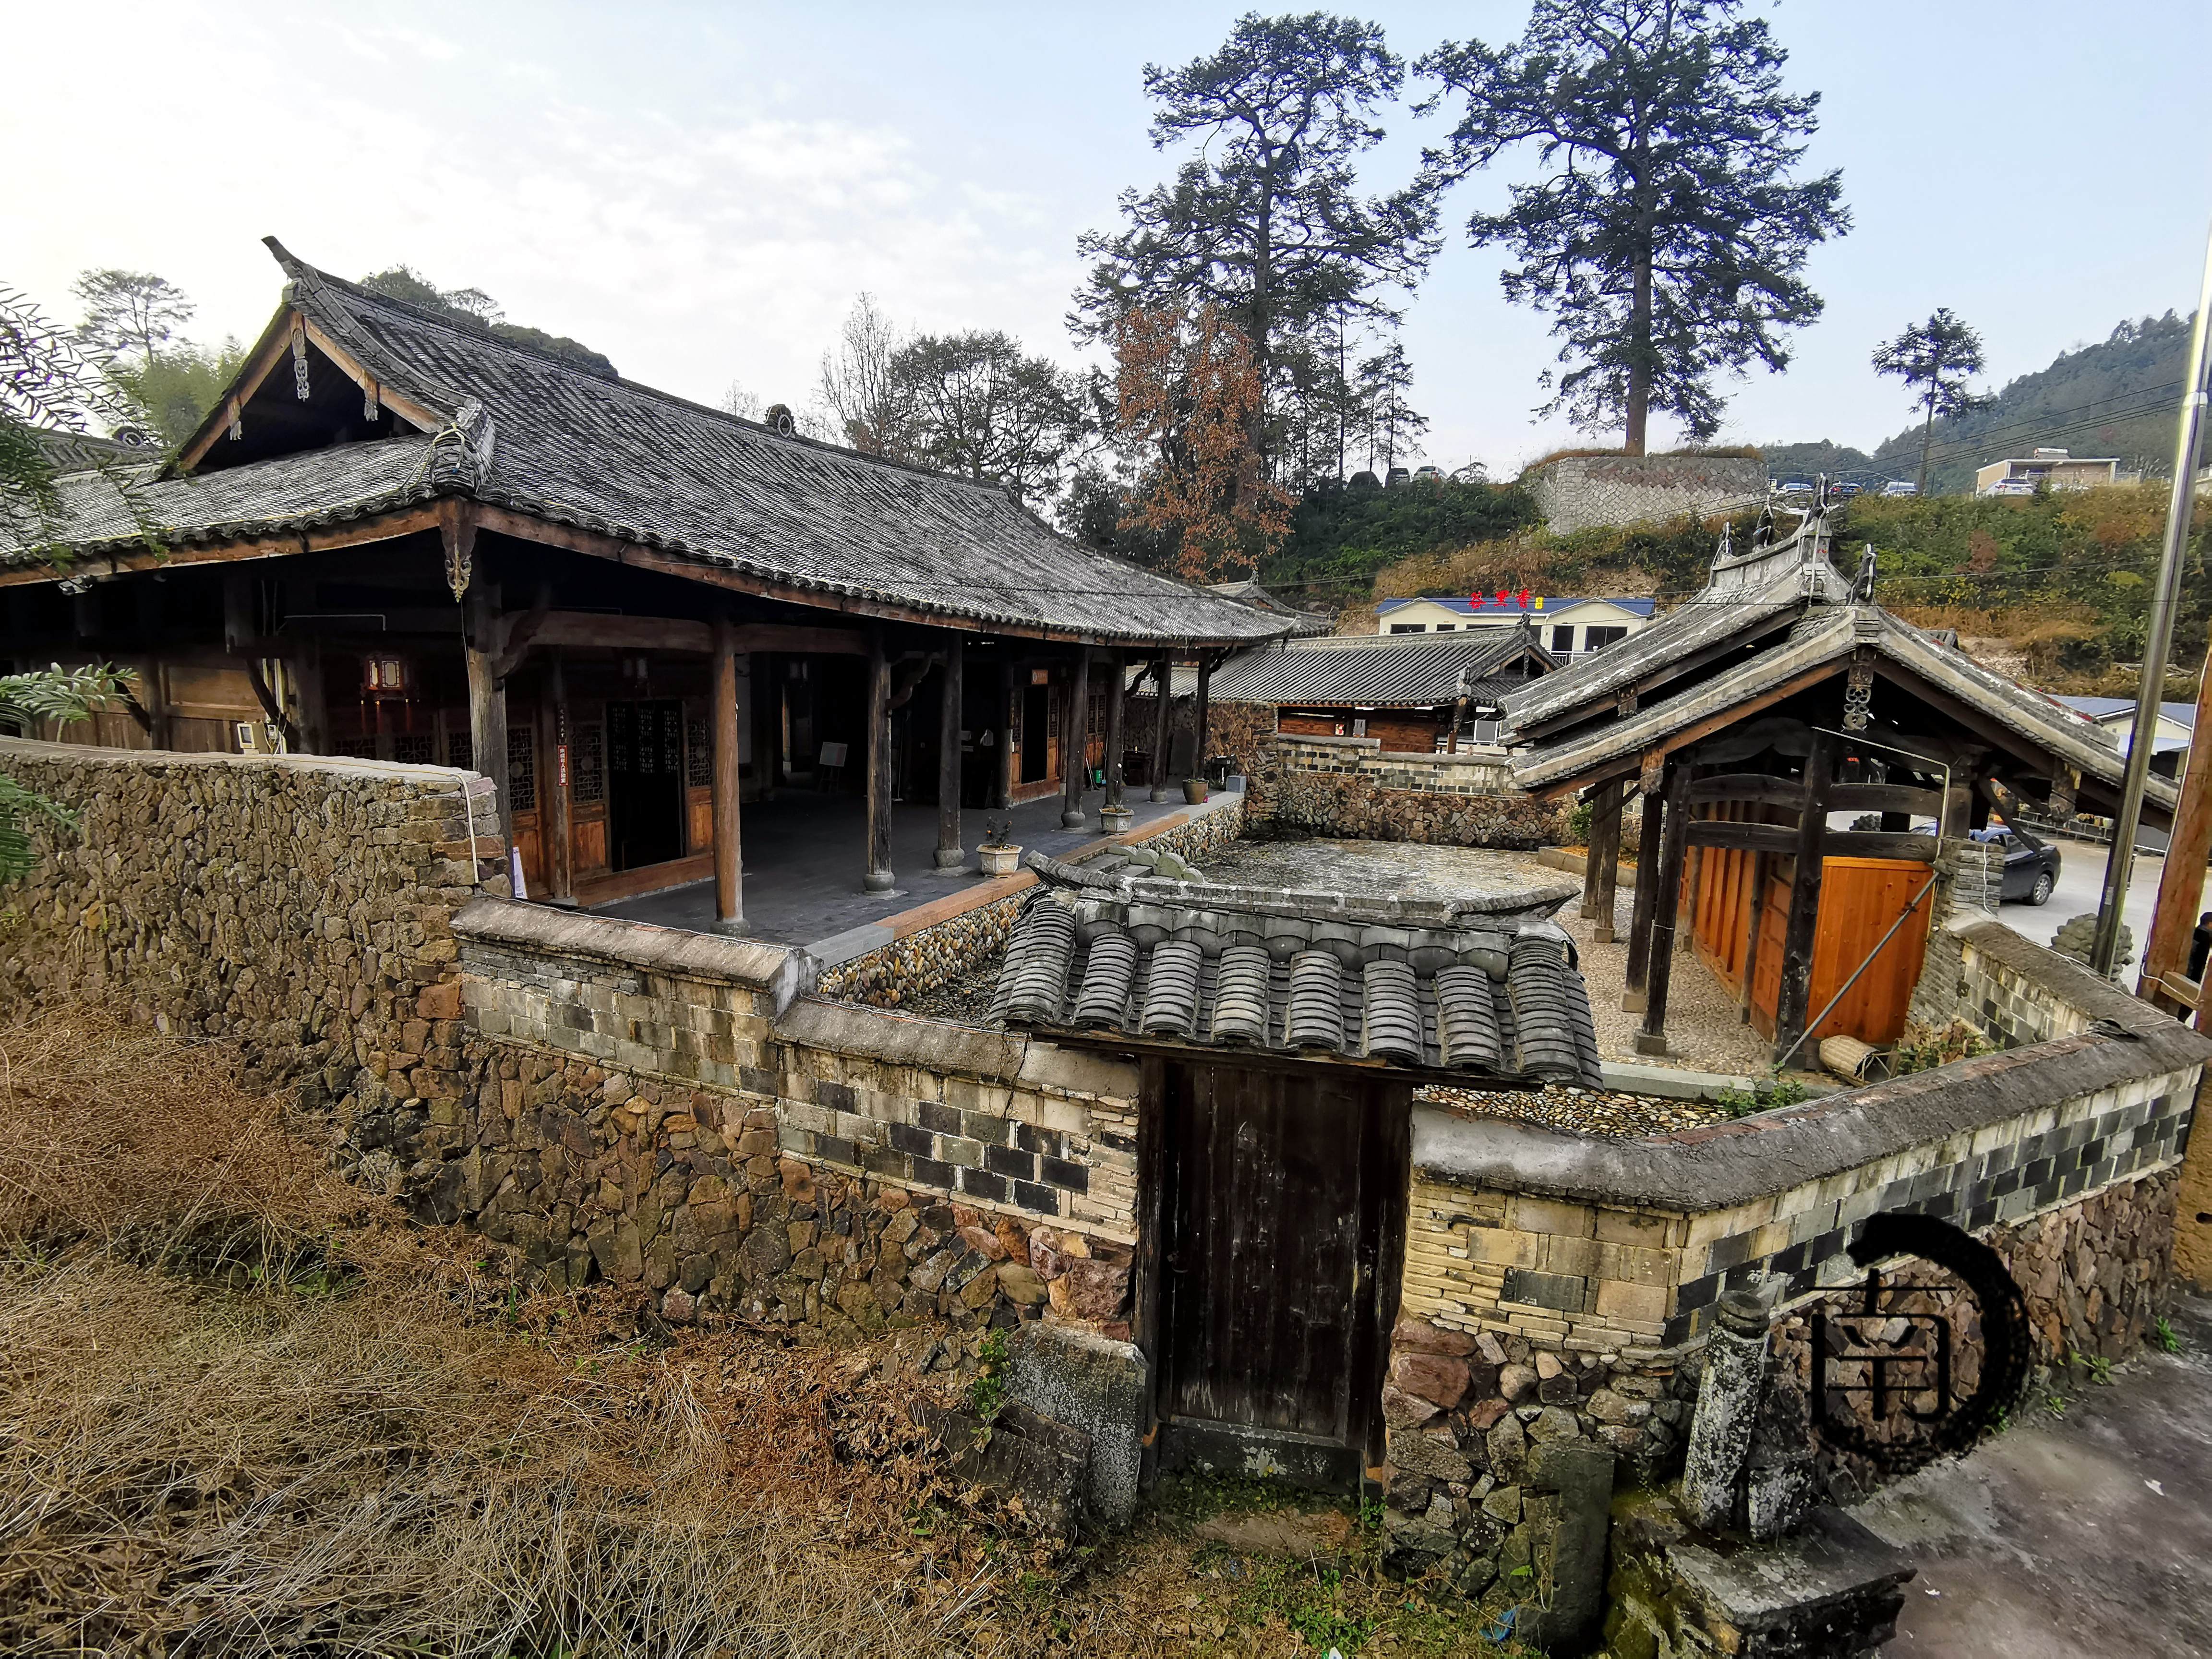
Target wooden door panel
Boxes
[1158,1063,1400,1462]
[1807,857,1934,1045]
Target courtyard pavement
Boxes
[1854,1291,2212,1658]
[595,784,1197,950]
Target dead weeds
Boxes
[0,1008,1510,1658]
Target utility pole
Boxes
[2092,216,2212,977]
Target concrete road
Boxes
[1855,1294,2212,1658]
[1996,842,2167,961]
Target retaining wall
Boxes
[1380,914,2212,1597]
[1255,734,1564,848]
[1525,453,1767,534]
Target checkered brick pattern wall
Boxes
[460,935,1138,1241]
[1958,934,2094,1050]
[1404,1062,2199,1358]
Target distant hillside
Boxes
[1765,311,2194,495]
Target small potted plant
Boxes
[1182,776,1210,805]
[978,816,1022,876]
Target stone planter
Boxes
[1181,778,1209,805]
[979,844,1022,877]
[1099,805,1135,833]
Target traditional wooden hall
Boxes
[1504,503,2176,1067]
[1,241,1289,943]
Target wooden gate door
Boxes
[1148,1060,1409,1489]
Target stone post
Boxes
[1681,1289,1772,1532]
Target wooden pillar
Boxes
[1194,652,1215,783]
[1060,649,1089,828]
[1739,850,1771,1023]
[1636,761,1695,1055]
[1678,833,1704,955]
[710,620,745,927]
[2142,653,2212,1014]
[1150,654,1175,802]
[1592,779,1628,938]
[292,644,327,756]
[464,580,512,845]
[936,635,965,869]
[139,656,171,752]
[996,658,1015,810]
[865,629,895,893]
[1622,776,1666,1012]
[537,653,576,904]
[1104,649,1127,816]
[1773,727,1839,1065]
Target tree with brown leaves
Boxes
[1113,304,1292,583]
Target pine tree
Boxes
[1872,309,1992,496]
[1419,0,1849,452]
[1074,12,1438,467]
[70,269,194,365]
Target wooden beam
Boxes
[1061,649,1090,828]
[1623,778,1667,1011]
[296,317,444,432]
[1827,781,1944,816]
[465,581,512,847]
[864,629,894,894]
[0,504,450,589]
[1636,760,1695,1055]
[1739,850,1771,1025]
[1773,726,1837,1065]
[1688,773,1808,809]
[1686,820,1798,854]
[936,635,965,870]
[172,309,300,473]
[1150,653,1175,802]
[1104,646,1127,813]
[710,616,745,928]
[541,652,576,905]
[1828,830,1939,863]
[1525,664,1844,802]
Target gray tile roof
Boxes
[8,242,1292,649]
[1148,629,1549,708]
[990,869,1603,1087]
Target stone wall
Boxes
[1524,452,1767,534]
[414,899,1143,1336]
[0,736,500,1082]
[1253,734,1564,848]
[1379,919,2212,1592]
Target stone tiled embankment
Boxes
[0,738,499,1083]
[1252,734,1565,849]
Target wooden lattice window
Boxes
[574,723,604,803]
[507,725,535,812]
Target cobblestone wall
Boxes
[0,737,499,1082]
[1253,735,1564,848]
[397,899,1144,1336]
[1525,453,1766,534]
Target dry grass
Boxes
[0,1010,1513,1659]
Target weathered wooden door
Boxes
[1149,1060,1408,1489]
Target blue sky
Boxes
[9,0,2210,474]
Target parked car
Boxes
[1988,478,2037,497]
[1411,464,1443,483]
[1834,481,1863,499]
[1774,477,1815,498]
[1880,480,1919,497]
[1912,820,2061,903]
[1384,466,1411,488]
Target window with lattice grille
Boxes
[574,723,604,803]
[686,714,711,786]
[508,725,535,812]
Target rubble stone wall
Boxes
[1382,920,2211,1591]
[1525,452,1767,535]
[0,736,500,1080]
[1253,734,1565,848]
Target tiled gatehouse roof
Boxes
[991,865,1604,1087]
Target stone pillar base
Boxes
[1149,786,1172,803]
[934,846,966,870]
[1595,926,1616,945]
[1633,1030,1669,1056]
[709,915,749,937]
[1622,988,1648,1013]
[1061,809,1089,829]
[863,869,896,894]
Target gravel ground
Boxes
[1417,1082,1731,1138]
[1555,881,1778,1077]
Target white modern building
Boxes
[1374,593,1659,658]
[1974,448,2129,495]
